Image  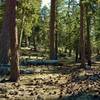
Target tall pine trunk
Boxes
[25,36,29,47]
[19,11,25,48]
[49,0,57,60]
[68,0,72,57]
[80,0,86,67]
[55,1,58,60]
[9,0,19,82]
[75,47,79,62]
[85,4,91,67]
[33,35,37,51]
[0,1,10,64]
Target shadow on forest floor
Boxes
[0,61,100,100]
[56,91,100,100]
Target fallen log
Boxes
[21,60,61,66]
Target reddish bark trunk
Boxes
[85,4,91,67]
[80,1,86,67]
[8,0,20,82]
[0,0,10,64]
[49,0,57,60]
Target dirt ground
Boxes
[0,62,100,100]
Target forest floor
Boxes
[0,61,100,100]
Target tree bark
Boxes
[9,0,20,82]
[85,4,91,67]
[68,0,72,57]
[96,48,100,55]
[33,35,37,51]
[19,13,25,48]
[25,35,29,47]
[55,1,58,60]
[49,0,56,60]
[80,0,86,67]
[0,1,10,64]
[75,46,79,62]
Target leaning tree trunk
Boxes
[80,0,86,67]
[0,1,10,64]
[8,0,20,82]
[49,0,56,60]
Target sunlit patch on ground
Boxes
[0,62,100,100]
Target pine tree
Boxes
[49,0,57,60]
[80,0,86,67]
[9,0,19,82]
[0,0,10,64]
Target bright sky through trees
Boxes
[42,0,50,7]
[41,0,79,8]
